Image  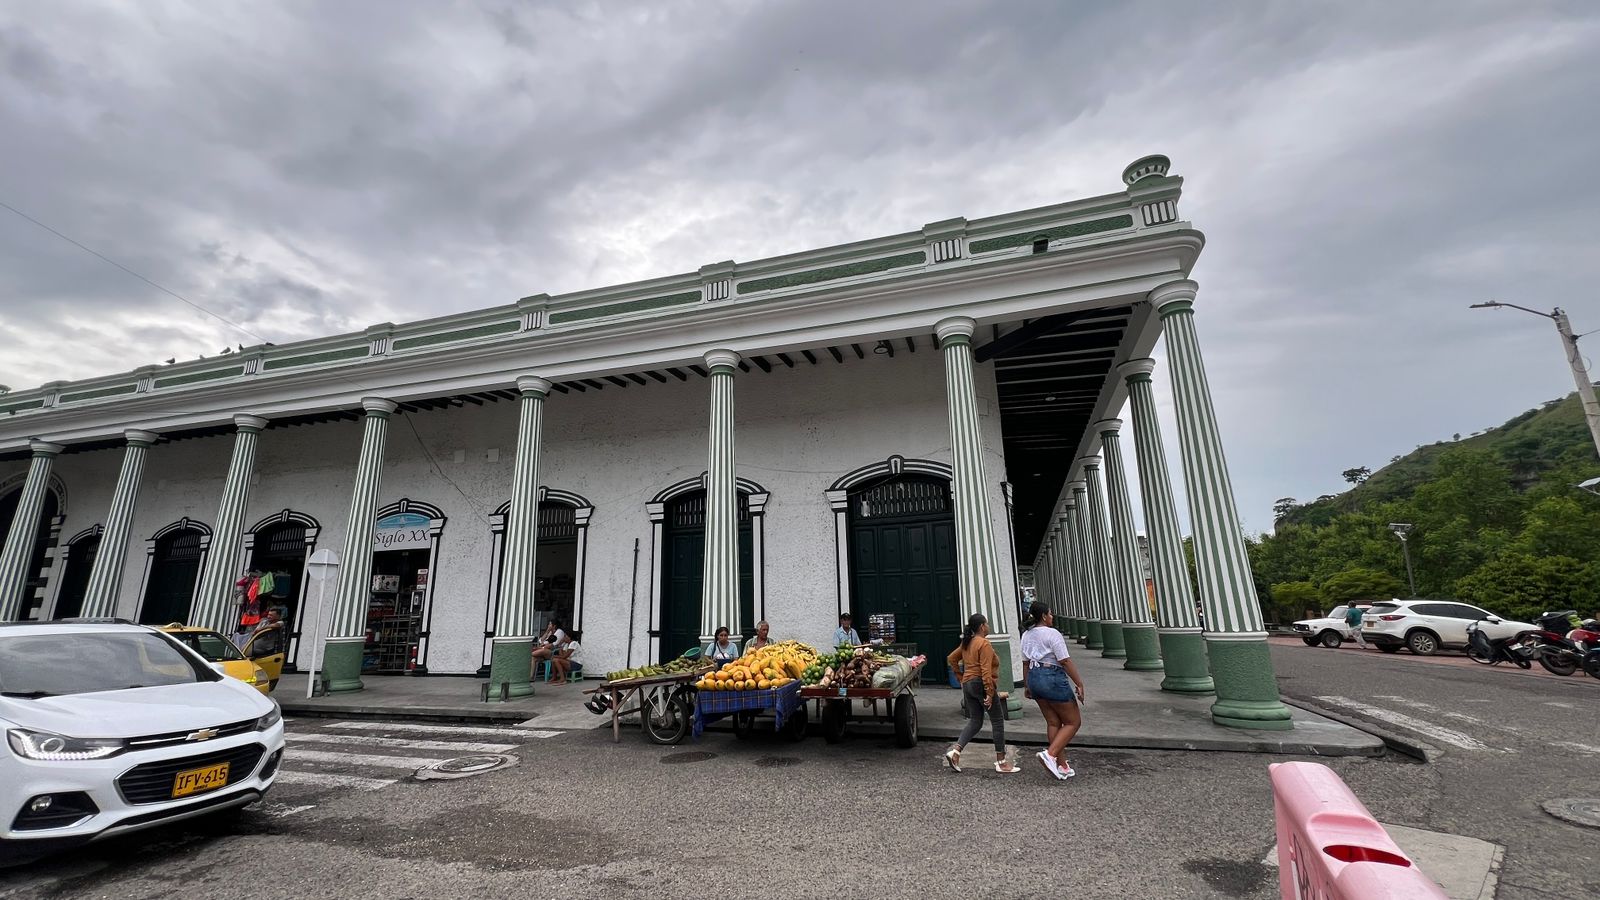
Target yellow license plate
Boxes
[172,761,230,798]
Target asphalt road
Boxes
[2,647,1596,900]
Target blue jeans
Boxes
[1026,665,1075,703]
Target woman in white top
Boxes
[1019,600,1087,780]
[551,630,583,683]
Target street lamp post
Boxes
[1388,523,1417,597]
[1469,301,1600,460]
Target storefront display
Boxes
[364,510,435,673]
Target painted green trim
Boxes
[154,366,244,389]
[736,251,925,295]
[1157,631,1214,693]
[1157,298,1195,318]
[0,399,45,415]
[549,291,700,325]
[264,346,368,370]
[1085,619,1104,650]
[393,320,520,350]
[321,641,365,693]
[708,364,737,376]
[486,639,536,700]
[938,334,971,348]
[967,215,1133,253]
[1120,625,1164,671]
[1204,639,1292,729]
[1125,372,1153,385]
[59,384,137,403]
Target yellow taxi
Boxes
[156,624,286,695]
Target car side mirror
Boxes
[1487,616,1501,624]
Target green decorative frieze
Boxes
[263,346,369,371]
[392,320,520,350]
[968,215,1133,254]
[0,399,45,415]
[736,251,926,295]
[154,366,244,389]
[549,291,701,325]
[59,384,137,403]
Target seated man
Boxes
[249,608,285,656]
[834,612,862,647]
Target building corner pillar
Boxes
[489,376,552,700]
[81,430,159,618]
[324,398,398,694]
[1068,483,1100,648]
[1096,419,1164,672]
[192,415,270,633]
[1155,282,1289,728]
[0,440,65,621]
[700,350,742,644]
[1079,458,1126,658]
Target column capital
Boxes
[515,375,553,396]
[1075,456,1101,470]
[124,429,159,446]
[233,414,270,432]
[1093,418,1125,436]
[934,316,976,346]
[28,439,65,457]
[1117,357,1157,381]
[361,397,399,417]
[703,348,741,370]
[1068,480,1087,493]
[1150,279,1198,314]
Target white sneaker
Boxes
[1058,759,1076,779]
[1037,750,1061,779]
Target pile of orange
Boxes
[695,663,794,692]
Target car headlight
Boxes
[255,705,281,732]
[6,728,126,761]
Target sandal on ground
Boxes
[942,746,962,772]
[994,760,1022,774]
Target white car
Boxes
[1290,605,1371,648]
[0,621,285,864]
[1361,599,1538,655]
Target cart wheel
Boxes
[644,689,692,745]
[893,695,918,748]
[822,700,848,744]
[783,703,809,742]
[731,710,751,740]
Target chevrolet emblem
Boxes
[186,728,220,742]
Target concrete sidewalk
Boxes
[275,651,1384,756]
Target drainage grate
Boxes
[659,752,717,765]
[754,756,802,768]
[1542,798,1600,829]
[414,754,519,781]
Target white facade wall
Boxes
[0,351,1020,678]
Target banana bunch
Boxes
[736,640,818,680]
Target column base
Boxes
[486,639,536,701]
[1157,629,1214,693]
[322,639,365,694]
[1084,619,1104,650]
[1204,637,1293,730]
[1099,620,1127,659]
[1120,623,1164,671]
[990,637,1022,719]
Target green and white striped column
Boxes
[701,350,742,642]
[1080,458,1126,658]
[192,415,269,633]
[81,430,159,618]
[1068,483,1100,648]
[1057,508,1080,640]
[936,317,1015,680]
[1097,419,1164,671]
[489,376,552,699]
[1154,281,1291,729]
[0,440,63,621]
[1120,358,1214,693]
[323,398,398,694]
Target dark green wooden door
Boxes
[660,492,753,663]
[139,528,205,625]
[848,477,958,683]
[53,535,100,619]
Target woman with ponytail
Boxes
[942,612,1020,774]
[1020,600,1086,779]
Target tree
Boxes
[1455,553,1600,623]
[1453,433,1461,442]
[1272,497,1299,520]
[1320,567,1405,605]
[1341,466,1372,485]
[1270,581,1323,621]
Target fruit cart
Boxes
[694,680,807,742]
[799,656,924,748]
[590,670,704,745]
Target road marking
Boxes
[1371,695,1508,731]
[1314,696,1497,752]
[287,748,447,770]
[1544,701,1576,709]
[258,802,316,818]
[1553,741,1600,755]
[288,733,518,753]
[312,721,562,739]
[273,770,397,791]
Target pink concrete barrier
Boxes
[1270,761,1448,899]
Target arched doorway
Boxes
[829,457,959,683]
[364,499,445,675]
[137,519,211,625]
[244,510,321,670]
[51,525,102,619]
[647,476,768,664]
[481,489,594,672]
[0,477,65,621]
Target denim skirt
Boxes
[1027,664,1075,703]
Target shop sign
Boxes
[374,511,431,552]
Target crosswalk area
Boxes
[267,719,563,800]
[1312,694,1600,756]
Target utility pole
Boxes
[1388,523,1417,597]
[1470,301,1600,460]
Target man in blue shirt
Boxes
[834,613,862,647]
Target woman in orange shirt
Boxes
[942,613,1020,774]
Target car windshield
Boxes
[169,631,246,662]
[1367,603,1400,614]
[0,631,212,697]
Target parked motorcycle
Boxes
[1465,619,1536,669]
[1562,617,1600,680]
[1524,610,1587,676]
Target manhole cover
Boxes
[754,756,802,768]
[414,753,519,780]
[1542,798,1600,829]
[659,751,717,765]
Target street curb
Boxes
[910,724,1384,757]
[278,701,538,724]
[1280,696,1434,762]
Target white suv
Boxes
[1361,599,1537,655]
[1291,605,1369,648]
[0,622,285,864]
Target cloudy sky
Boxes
[2,1,1597,533]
